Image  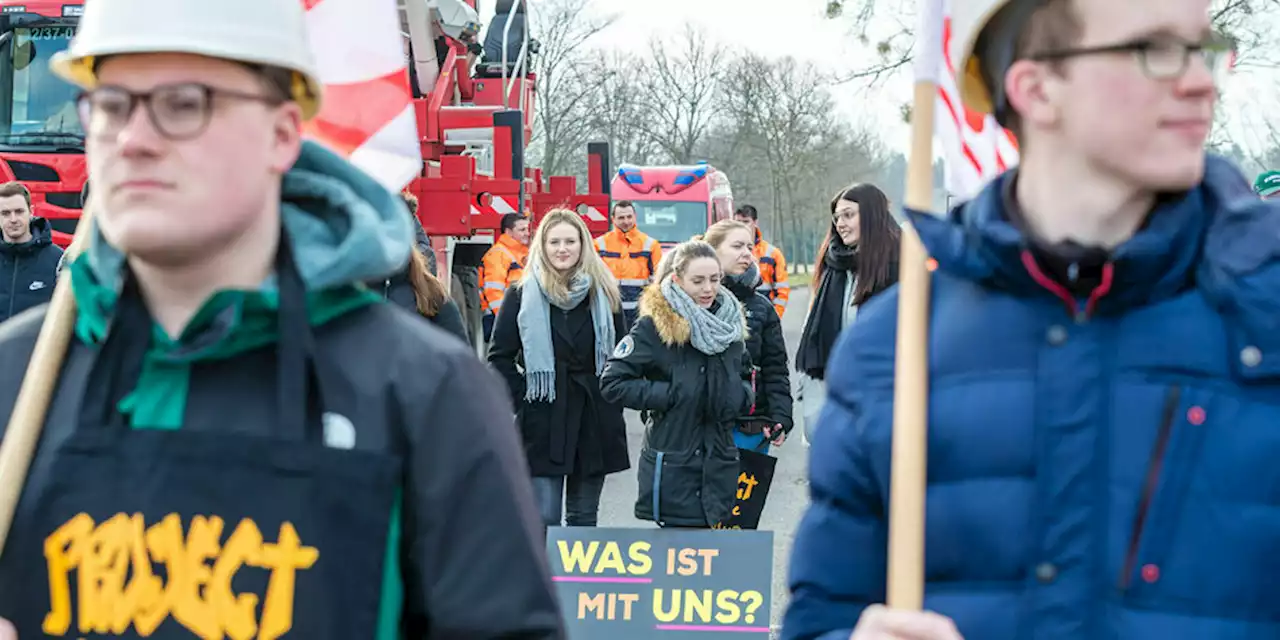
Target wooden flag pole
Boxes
[0,204,95,552]
[886,68,938,608]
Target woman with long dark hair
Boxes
[488,209,629,530]
[794,183,900,444]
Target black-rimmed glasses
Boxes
[1029,32,1235,81]
[76,83,285,141]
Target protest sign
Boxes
[720,449,777,530]
[547,527,774,638]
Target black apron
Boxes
[0,236,404,638]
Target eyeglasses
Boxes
[76,83,285,141]
[1028,32,1235,81]
[832,211,858,224]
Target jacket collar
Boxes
[905,155,1256,316]
[497,233,528,257]
[612,226,646,245]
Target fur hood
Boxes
[638,283,750,347]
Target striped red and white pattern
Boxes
[300,0,421,191]
[915,0,1020,202]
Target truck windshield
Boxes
[0,23,84,149]
[630,200,708,245]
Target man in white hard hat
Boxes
[783,1,1280,639]
[0,0,563,637]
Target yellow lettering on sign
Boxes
[41,512,319,639]
[735,473,759,501]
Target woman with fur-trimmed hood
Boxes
[600,241,754,528]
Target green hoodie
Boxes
[65,140,412,637]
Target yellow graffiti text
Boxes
[42,512,318,640]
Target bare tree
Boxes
[525,0,617,176]
[715,54,889,262]
[635,24,730,164]
[583,52,664,166]
[825,0,1280,85]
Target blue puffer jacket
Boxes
[782,156,1280,640]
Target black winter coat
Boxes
[1,218,62,322]
[375,271,469,343]
[725,270,793,434]
[489,284,630,477]
[600,285,753,528]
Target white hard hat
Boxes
[49,0,324,120]
[950,0,1013,116]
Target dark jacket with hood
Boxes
[0,141,563,639]
[783,156,1280,640]
[725,263,793,434]
[374,268,469,343]
[600,285,753,527]
[489,283,630,477]
[0,217,63,322]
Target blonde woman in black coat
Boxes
[488,209,629,529]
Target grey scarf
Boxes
[519,262,616,402]
[660,277,744,355]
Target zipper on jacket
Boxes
[1118,385,1181,592]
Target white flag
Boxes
[915,0,1020,202]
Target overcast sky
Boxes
[478,0,1276,165]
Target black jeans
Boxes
[532,474,606,527]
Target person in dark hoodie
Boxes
[0,0,563,637]
[694,220,793,453]
[792,183,900,445]
[0,182,63,323]
[783,1,1265,639]
[601,240,753,529]
[489,208,629,529]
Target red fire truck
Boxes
[610,162,733,248]
[0,0,86,248]
[0,0,613,352]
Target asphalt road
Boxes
[596,286,814,634]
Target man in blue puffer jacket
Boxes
[782,0,1280,639]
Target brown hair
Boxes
[0,181,32,208]
[693,219,751,249]
[611,200,635,215]
[654,240,719,284]
[814,183,900,306]
[523,208,622,311]
[401,191,419,215]
[990,0,1082,136]
[406,247,448,317]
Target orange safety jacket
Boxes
[479,234,529,317]
[752,228,790,317]
[594,227,662,316]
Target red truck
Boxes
[610,162,734,248]
[0,0,614,354]
[0,0,86,248]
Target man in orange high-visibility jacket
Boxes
[734,204,790,317]
[595,200,662,327]
[480,212,530,340]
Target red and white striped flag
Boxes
[915,0,1019,201]
[300,0,421,191]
